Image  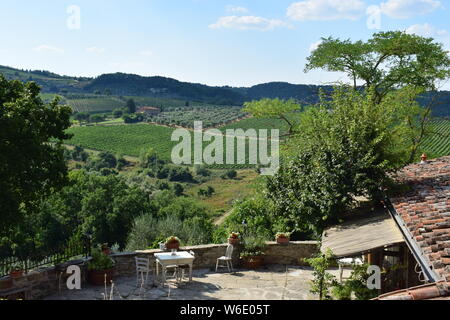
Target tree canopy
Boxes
[0,76,72,233]
[305,31,450,103]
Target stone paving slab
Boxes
[44,265,350,301]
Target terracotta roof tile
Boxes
[390,156,450,288]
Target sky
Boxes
[0,0,449,88]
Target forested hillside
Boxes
[1,65,449,116]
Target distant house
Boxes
[322,155,450,300]
[137,106,161,116]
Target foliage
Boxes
[166,236,180,244]
[221,170,238,180]
[421,119,450,158]
[87,248,115,271]
[331,263,379,300]
[126,213,213,250]
[306,31,450,102]
[304,249,336,300]
[267,87,425,235]
[149,106,245,128]
[241,233,267,257]
[243,98,301,135]
[0,75,72,234]
[126,99,136,114]
[222,195,292,243]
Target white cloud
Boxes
[380,0,442,19]
[309,40,323,52]
[33,45,64,54]
[209,16,291,31]
[226,5,248,13]
[86,47,105,54]
[287,0,365,21]
[406,23,448,37]
[139,50,153,57]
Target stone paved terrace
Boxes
[45,265,350,300]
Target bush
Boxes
[126,214,213,251]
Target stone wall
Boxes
[113,241,319,276]
[0,259,88,300]
[0,241,318,299]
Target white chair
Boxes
[178,251,195,282]
[135,257,151,287]
[338,257,363,283]
[216,245,234,273]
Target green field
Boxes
[67,124,177,159]
[421,119,450,158]
[66,119,280,168]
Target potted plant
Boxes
[228,232,240,245]
[101,243,111,255]
[165,236,181,250]
[87,248,115,286]
[9,263,24,279]
[240,234,267,269]
[276,233,291,244]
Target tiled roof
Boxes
[375,281,450,300]
[390,156,450,283]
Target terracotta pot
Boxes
[276,237,290,244]
[88,269,114,286]
[241,256,264,269]
[165,242,180,250]
[9,270,23,279]
[228,238,239,245]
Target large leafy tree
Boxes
[305,31,450,103]
[0,76,72,233]
[267,87,423,235]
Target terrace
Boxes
[44,265,348,301]
[1,241,344,300]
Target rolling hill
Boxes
[1,65,449,116]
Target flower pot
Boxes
[165,242,180,250]
[88,269,114,286]
[241,256,264,269]
[228,238,239,245]
[9,270,23,279]
[276,237,290,244]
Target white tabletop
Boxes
[154,251,194,261]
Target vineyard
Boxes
[66,124,176,159]
[66,120,279,169]
[421,119,450,158]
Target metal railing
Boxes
[0,236,91,278]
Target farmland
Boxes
[66,124,176,159]
[421,119,450,158]
[151,107,246,128]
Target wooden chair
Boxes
[216,245,234,273]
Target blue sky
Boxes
[0,0,449,88]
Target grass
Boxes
[185,169,263,219]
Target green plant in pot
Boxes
[276,232,291,244]
[87,248,115,286]
[240,234,266,269]
[228,232,240,245]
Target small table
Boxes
[154,252,195,285]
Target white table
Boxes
[154,251,195,285]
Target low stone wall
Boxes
[0,241,318,299]
[0,259,88,300]
[113,241,319,276]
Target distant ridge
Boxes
[0,65,449,117]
